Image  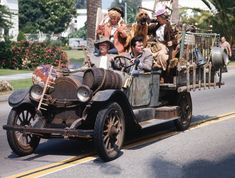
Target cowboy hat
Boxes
[108,7,124,18]
[94,37,114,49]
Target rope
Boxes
[93,68,107,94]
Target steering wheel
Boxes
[113,55,132,71]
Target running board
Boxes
[133,106,180,129]
[139,117,179,129]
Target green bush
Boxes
[17,31,26,41]
[0,41,68,69]
[0,40,13,69]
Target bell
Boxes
[194,48,206,66]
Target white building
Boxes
[0,0,19,41]
[62,9,87,37]
[62,8,108,38]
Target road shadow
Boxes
[125,114,215,150]
[149,153,235,178]
[192,114,215,122]
[7,139,94,160]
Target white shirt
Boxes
[156,24,166,42]
[99,56,108,69]
[110,25,117,43]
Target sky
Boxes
[178,0,209,10]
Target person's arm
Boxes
[138,49,153,72]
[165,23,177,48]
[227,43,232,57]
[96,25,105,37]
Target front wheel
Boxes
[174,92,192,131]
[94,102,125,161]
[6,105,40,156]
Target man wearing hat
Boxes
[84,37,116,70]
[148,6,177,71]
[96,7,127,54]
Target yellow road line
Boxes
[190,112,235,129]
[6,154,96,178]
[7,112,235,178]
[23,156,96,178]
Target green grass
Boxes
[65,49,85,61]
[0,69,31,76]
[9,78,32,90]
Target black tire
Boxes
[94,102,125,161]
[174,92,192,131]
[6,105,40,156]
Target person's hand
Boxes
[134,58,140,65]
[109,56,114,62]
[98,24,105,30]
[167,41,173,47]
[97,25,105,34]
[118,26,125,33]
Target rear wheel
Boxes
[94,102,125,161]
[174,92,192,131]
[6,105,40,156]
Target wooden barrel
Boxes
[83,68,122,91]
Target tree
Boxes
[0,5,13,33]
[19,0,44,33]
[200,0,235,43]
[69,23,87,39]
[179,0,235,44]
[19,0,77,34]
[87,0,101,40]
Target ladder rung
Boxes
[47,85,54,89]
[40,107,47,111]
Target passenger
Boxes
[118,35,153,74]
[96,7,127,54]
[220,36,232,65]
[148,6,177,71]
[84,37,115,70]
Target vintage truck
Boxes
[2,30,226,161]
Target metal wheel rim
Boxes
[15,110,35,148]
[103,109,124,153]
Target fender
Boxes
[91,89,139,127]
[91,89,120,102]
[8,89,31,108]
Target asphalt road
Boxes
[0,66,235,178]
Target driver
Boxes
[84,37,116,70]
[119,35,153,73]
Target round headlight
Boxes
[29,84,43,101]
[77,85,92,102]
